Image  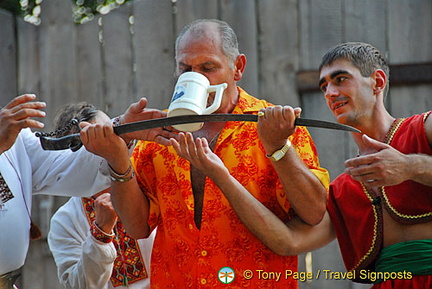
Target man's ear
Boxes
[233,54,247,82]
[372,69,387,94]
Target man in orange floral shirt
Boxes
[80,19,329,288]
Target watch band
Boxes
[266,140,292,162]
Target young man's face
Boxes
[319,59,376,127]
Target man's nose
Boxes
[325,84,339,99]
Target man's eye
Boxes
[336,76,347,83]
[320,85,327,92]
[202,66,215,72]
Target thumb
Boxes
[131,97,149,113]
[362,134,389,151]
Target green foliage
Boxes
[72,0,133,24]
[0,0,28,15]
[0,0,133,25]
[0,0,40,24]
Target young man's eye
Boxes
[320,84,327,92]
[336,76,347,83]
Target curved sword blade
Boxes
[38,113,360,150]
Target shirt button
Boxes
[201,250,207,256]
[201,278,207,284]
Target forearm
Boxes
[211,169,302,255]
[407,154,432,186]
[211,169,334,255]
[271,150,327,225]
[57,238,115,289]
[108,159,151,239]
[110,182,150,239]
[48,218,116,289]
[80,236,116,289]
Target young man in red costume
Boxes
[318,42,432,288]
[169,42,432,289]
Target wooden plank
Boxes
[0,9,17,104]
[388,0,432,63]
[390,63,432,86]
[387,0,432,117]
[21,0,77,288]
[255,0,300,106]
[133,0,175,110]
[344,0,387,52]
[17,19,41,99]
[76,18,106,111]
[37,0,78,129]
[173,0,219,37]
[298,0,343,70]
[389,85,432,117]
[220,0,259,97]
[101,3,134,117]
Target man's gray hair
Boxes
[175,19,240,66]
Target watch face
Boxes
[267,140,291,161]
[273,150,284,161]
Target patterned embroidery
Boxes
[90,222,115,243]
[82,196,148,287]
[0,172,14,204]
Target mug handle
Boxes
[203,83,228,114]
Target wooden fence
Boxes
[0,0,431,288]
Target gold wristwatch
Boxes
[266,140,292,162]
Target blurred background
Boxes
[0,0,431,288]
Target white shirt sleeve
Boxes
[48,197,116,289]
[24,128,110,197]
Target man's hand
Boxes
[80,121,129,167]
[345,135,411,187]
[0,94,46,154]
[257,105,301,156]
[117,97,178,145]
[170,132,228,180]
[94,192,118,234]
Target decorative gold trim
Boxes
[423,111,432,122]
[351,183,382,271]
[383,118,405,145]
[381,187,432,220]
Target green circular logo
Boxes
[218,267,235,284]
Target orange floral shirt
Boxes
[132,88,329,289]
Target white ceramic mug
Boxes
[167,72,227,131]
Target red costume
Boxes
[328,112,432,285]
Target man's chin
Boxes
[335,114,349,125]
